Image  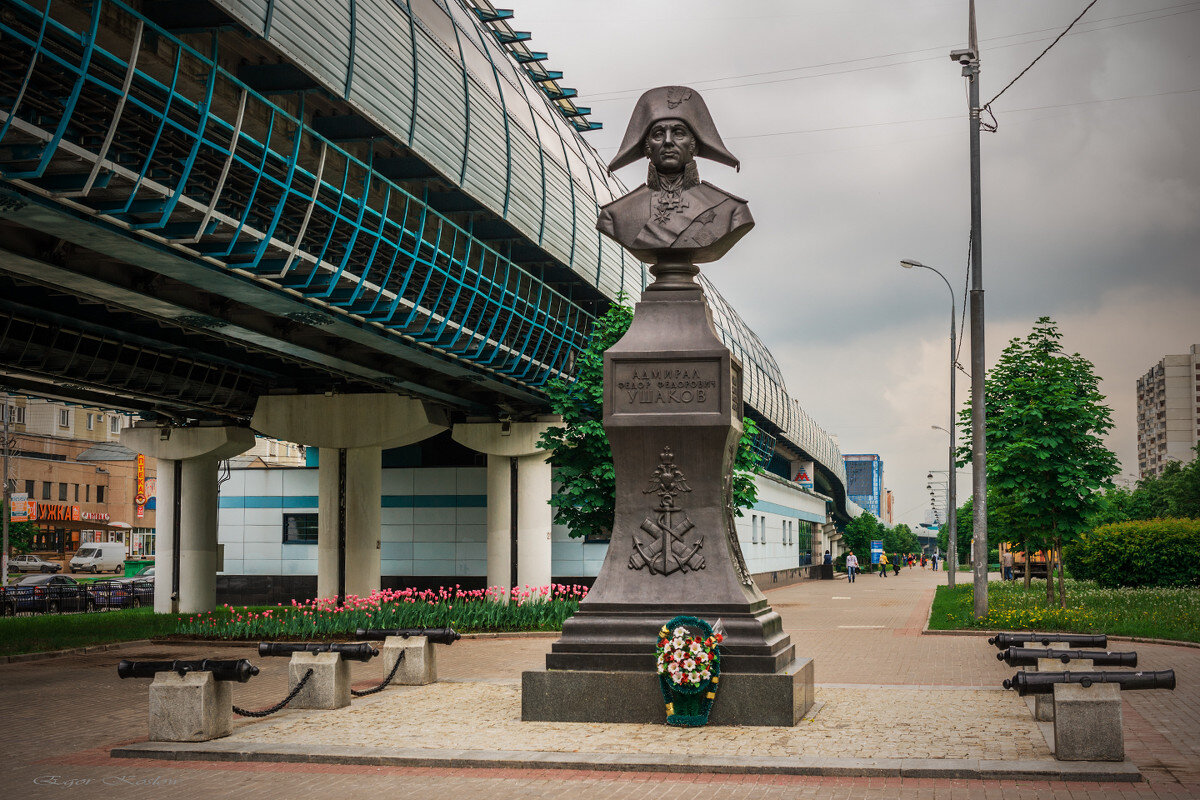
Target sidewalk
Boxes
[2,567,1197,798]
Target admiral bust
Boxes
[597,86,753,265]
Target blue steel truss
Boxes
[0,0,590,389]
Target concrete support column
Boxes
[485,454,512,591]
[252,394,449,602]
[453,419,557,595]
[516,450,553,589]
[316,446,382,600]
[122,425,256,613]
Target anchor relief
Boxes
[630,446,706,575]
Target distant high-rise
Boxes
[844,454,883,517]
[1136,344,1200,478]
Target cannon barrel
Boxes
[117,658,259,682]
[996,647,1137,667]
[1002,669,1175,696]
[257,642,379,662]
[988,632,1107,649]
[355,627,461,645]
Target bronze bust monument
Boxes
[597,86,753,266]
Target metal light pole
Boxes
[952,0,989,619]
[900,259,957,586]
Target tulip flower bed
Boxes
[175,584,588,640]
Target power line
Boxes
[984,0,1101,114]
[584,2,1200,103]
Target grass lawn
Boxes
[929,579,1200,643]
[0,608,182,657]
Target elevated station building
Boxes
[0,0,859,608]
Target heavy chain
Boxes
[350,651,405,697]
[232,668,313,717]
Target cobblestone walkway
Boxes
[227,682,1049,761]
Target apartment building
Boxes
[1136,344,1200,477]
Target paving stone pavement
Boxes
[2,567,1197,799]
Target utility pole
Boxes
[953,0,989,618]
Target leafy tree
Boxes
[842,512,883,569]
[885,523,920,556]
[540,297,762,539]
[958,318,1119,607]
[1,500,35,554]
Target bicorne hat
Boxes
[608,86,740,173]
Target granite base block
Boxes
[289,651,350,709]
[1053,682,1123,762]
[148,671,232,742]
[522,658,813,727]
[382,635,436,685]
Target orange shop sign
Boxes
[38,504,81,522]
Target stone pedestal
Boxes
[381,635,437,685]
[1053,682,1123,761]
[1027,642,1067,721]
[1034,656,1093,721]
[148,671,232,742]
[523,658,813,727]
[289,651,350,709]
[523,264,808,725]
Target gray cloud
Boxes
[516,0,1200,526]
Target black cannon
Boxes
[988,632,1107,649]
[355,627,461,645]
[997,647,1137,667]
[117,658,259,683]
[1003,669,1176,696]
[257,642,379,662]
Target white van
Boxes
[70,542,126,574]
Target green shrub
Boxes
[1064,519,1200,588]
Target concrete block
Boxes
[521,658,815,726]
[1034,657,1092,721]
[289,651,350,709]
[147,671,232,742]
[1053,682,1123,761]
[382,635,437,685]
[1026,642,1066,721]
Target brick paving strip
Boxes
[106,570,1144,782]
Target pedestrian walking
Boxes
[846,550,859,583]
[931,553,939,572]
[878,552,889,577]
[1002,549,1014,582]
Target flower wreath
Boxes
[655,614,722,727]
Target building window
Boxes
[583,531,611,544]
[97,485,106,503]
[7,405,25,424]
[85,485,91,502]
[283,513,319,544]
[42,481,51,500]
[73,484,79,502]
[109,416,121,434]
[58,482,67,501]
[24,479,34,496]
[86,413,95,431]
[58,408,70,428]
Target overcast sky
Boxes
[512,0,1200,527]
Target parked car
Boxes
[6,554,62,574]
[0,574,93,615]
[89,578,153,609]
[69,542,125,574]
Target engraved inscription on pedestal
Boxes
[630,447,705,575]
[612,360,721,414]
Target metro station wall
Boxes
[214,467,824,600]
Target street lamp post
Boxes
[901,259,957,586]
